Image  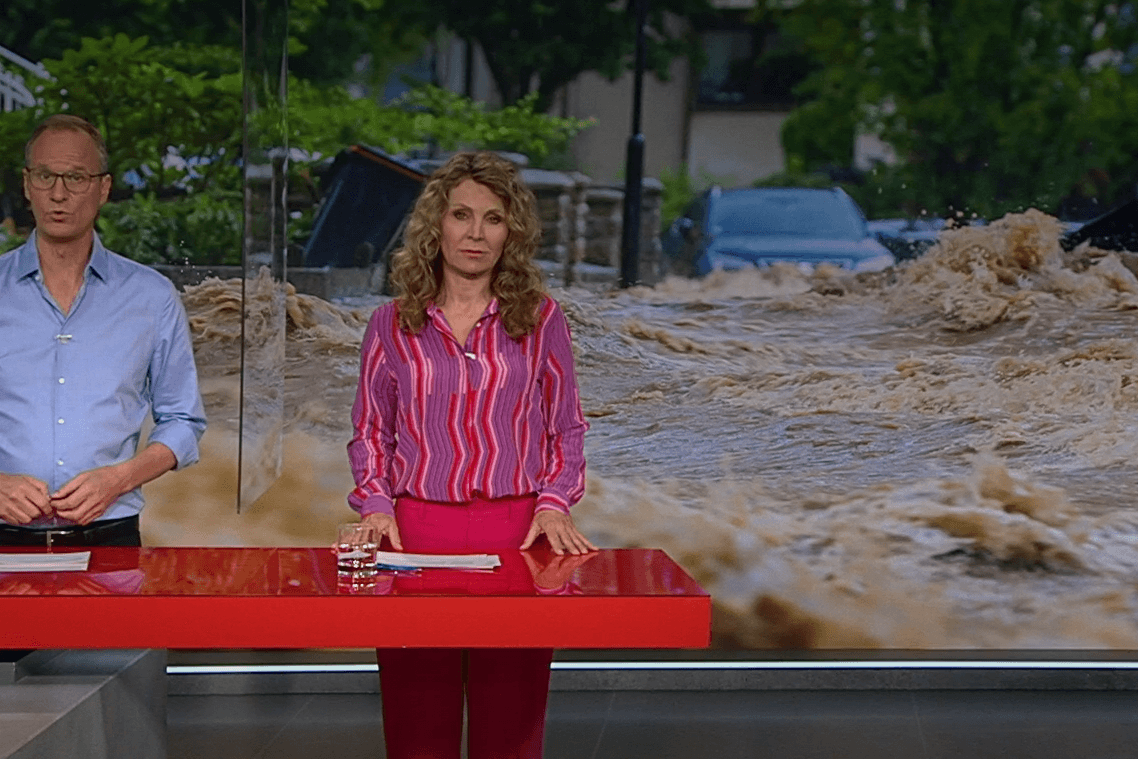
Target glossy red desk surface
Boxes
[0,547,710,649]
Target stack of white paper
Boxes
[375,551,500,570]
[0,551,91,573]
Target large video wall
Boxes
[9,1,1138,651]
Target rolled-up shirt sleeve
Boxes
[146,280,206,468]
[347,309,399,518]
[534,303,588,515]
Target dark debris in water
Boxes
[931,546,1075,575]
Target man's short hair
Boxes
[25,114,110,174]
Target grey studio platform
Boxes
[0,649,166,759]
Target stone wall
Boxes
[154,170,666,297]
[523,168,664,287]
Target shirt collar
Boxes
[18,230,109,283]
[14,236,37,281]
[427,297,501,320]
[87,233,110,282]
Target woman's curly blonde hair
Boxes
[389,151,545,339]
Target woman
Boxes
[347,151,596,759]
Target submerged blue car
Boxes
[661,186,896,277]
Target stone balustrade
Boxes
[522,168,664,287]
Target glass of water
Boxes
[336,522,379,577]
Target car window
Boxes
[710,191,866,240]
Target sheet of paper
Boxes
[375,551,500,570]
[0,551,91,572]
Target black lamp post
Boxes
[620,0,649,288]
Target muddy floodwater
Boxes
[144,209,1138,649]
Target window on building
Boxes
[696,14,814,109]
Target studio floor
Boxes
[167,687,1138,759]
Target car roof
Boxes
[705,186,858,216]
[710,186,845,198]
[701,185,870,239]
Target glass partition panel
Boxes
[239,0,289,510]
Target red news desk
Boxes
[0,547,711,650]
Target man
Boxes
[0,114,206,546]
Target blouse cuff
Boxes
[535,494,571,516]
[357,494,396,518]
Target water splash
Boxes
[147,208,1138,648]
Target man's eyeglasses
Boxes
[24,167,110,193]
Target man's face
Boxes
[23,129,111,247]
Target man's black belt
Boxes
[0,516,140,547]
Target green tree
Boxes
[281,78,592,163]
[287,0,432,87]
[0,35,243,212]
[0,31,594,261]
[431,0,714,112]
[0,0,426,88]
[0,35,243,197]
[0,32,593,198]
[0,0,241,60]
[760,0,1138,219]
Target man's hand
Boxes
[520,510,597,555]
[0,473,51,525]
[50,443,176,526]
[50,465,130,525]
[362,512,403,551]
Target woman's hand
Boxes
[362,512,403,551]
[520,550,597,590]
[520,510,597,555]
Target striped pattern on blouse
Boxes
[348,295,588,518]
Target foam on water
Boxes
[146,209,1138,648]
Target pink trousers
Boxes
[376,494,553,759]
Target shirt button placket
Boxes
[464,331,477,440]
[53,329,69,491]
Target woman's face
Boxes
[438,178,509,284]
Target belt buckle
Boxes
[43,528,71,549]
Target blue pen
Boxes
[375,563,422,574]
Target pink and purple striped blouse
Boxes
[348,295,589,519]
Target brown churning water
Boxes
[145,208,1138,649]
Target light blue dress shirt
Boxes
[0,231,207,526]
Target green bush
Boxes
[0,226,28,253]
[97,191,242,265]
[284,80,593,169]
[658,164,696,232]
